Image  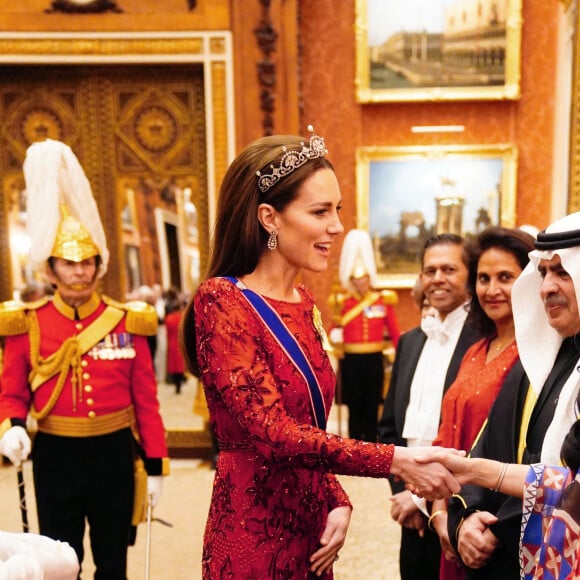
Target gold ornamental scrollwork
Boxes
[135,106,177,153]
[46,0,122,14]
[21,108,64,143]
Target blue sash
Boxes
[225,276,327,430]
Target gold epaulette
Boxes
[102,295,158,336]
[0,297,50,336]
[327,291,347,309]
[380,289,398,305]
[327,291,347,325]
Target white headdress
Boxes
[23,139,109,276]
[511,211,580,463]
[338,229,378,293]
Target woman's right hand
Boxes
[309,505,352,577]
[391,446,465,500]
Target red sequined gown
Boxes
[194,277,395,579]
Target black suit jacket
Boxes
[447,337,579,579]
[446,360,528,579]
[377,321,481,494]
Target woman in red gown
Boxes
[428,227,535,580]
[181,129,463,579]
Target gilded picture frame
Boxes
[356,144,518,287]
[124,244,142,293]
[355,0,523,103]
[120,185,138,233]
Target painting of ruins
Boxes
[355,144,517,287]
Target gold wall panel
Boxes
[0,65,208,301]
[0,38,204,59]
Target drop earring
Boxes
[267,231,278,251]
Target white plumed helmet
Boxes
[338,229,378,293]
[23,139,109,276]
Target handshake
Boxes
[390,446,475,500]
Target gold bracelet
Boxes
[490,462,504,491]
[427,509,446,532]
[491,462,509,492]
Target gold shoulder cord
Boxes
[27,311,83,420]
[380,289,398,305]
[341,291,380,327]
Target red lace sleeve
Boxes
[325,473,353,510]
[194,277,394,478]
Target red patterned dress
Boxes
[433,338,520,580]
[434,338,519,451]
[194,277,395,579]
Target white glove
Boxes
[329,327,343,345]
[0,426,31,466]
[147,476,163,508]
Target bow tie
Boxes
[421,316,448,343]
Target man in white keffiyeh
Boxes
[448,212,580,580]
[512,211,580,465]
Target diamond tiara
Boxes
[256,125,328,194]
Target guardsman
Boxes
[329,229,400,441]
[0,139,168,579]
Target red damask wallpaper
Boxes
[299,1,559,331]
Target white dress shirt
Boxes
[402,303,469,447]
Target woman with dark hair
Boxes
[427,227,535,579]
[180,128,463,578]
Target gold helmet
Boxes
[338,229,377,293]
[51,205,101,263]
[23,139,109,277]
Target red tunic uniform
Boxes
[341,291,400,350]
[337,291,400,441]
[0,291,168,576]
[194,277,395,579]
[0,292,167,467]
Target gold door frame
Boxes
[0,31,235,456]
[0,31,235,297]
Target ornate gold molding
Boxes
[0,32,223,63]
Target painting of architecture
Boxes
[355,0,522,102]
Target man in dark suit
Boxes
[378,233,481,580]
[447,213,580,579]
